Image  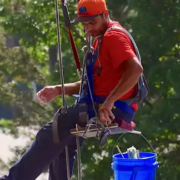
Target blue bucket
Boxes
[111,152,158,180]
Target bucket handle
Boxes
[112,132,156,159]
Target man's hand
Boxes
[37,86,59,104]
[98,99,115,126]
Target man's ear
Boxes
[103,10,109,21]
[104,10,109,18]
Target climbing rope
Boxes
[54,0,66,111]
[53,0,71,179]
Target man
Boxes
[0,0,143,179]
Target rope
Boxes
[76,136,82,180]
[54,0,71,179]
[54,0,66,111]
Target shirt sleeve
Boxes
[103,30,137,69]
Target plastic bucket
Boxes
[111,152,158,180]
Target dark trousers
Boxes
[0,104,85,180]
[0,103,134,180]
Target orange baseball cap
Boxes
[72,0,107,23]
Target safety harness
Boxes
[75,26,149,116]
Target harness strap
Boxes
[104,26,148,104]
[107,26,142,62]
[93,95,135,114]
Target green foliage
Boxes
[0,0,180,179]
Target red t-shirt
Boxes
[92,21,138,110]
